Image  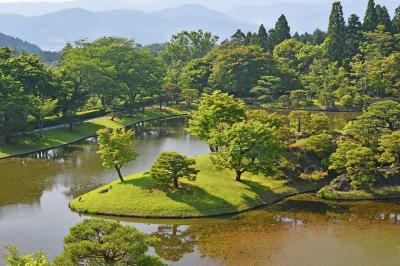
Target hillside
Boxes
[0,32,60,63]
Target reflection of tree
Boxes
[152,224,197,261]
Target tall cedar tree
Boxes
[376,5,392,32]
[345,14,363,61]
[257,24,269,50]
[327,2,346,64]
[364,0,378,32]
[393,6,400,34]
[231,29,246,45]
[268,15,291,49]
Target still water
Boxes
[1,116,399,266]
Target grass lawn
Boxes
[0,105,188,159]
[70,155,314,218]
[318,185,400,200]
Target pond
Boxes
[2,114,398,266]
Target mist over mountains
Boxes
[0,0,398,51]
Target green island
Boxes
[70,154,313,218]
[0,105,187,159]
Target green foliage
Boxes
[97,128,137,182]
[54,219,164,266]
[188,90,246,148]
[3,246,49,266]
[300,171,328,191]
[344,147,376,189]
[149,152,199,189]
[210,120,283,181]
[378,131,400,169]
[300,133,334,159]
[181,89,198,107]
[268,15,291,49]
[329,141,376,189]
[208,45,275,96]
[393,6,400,34]
[345,100,400,144]
[364,0,378,32]
[326,2,346,63]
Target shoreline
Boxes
[71,189,316,220]
[0,113,188,161]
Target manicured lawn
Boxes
[71,155,314,218]
[0,105,187,159]
[318,185,400,200]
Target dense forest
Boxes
[0,0,399,144]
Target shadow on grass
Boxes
[124,177,238,215]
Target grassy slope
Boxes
[71,155,314,218]
[0,106,187,159]
[318,185,400,200]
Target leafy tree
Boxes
[307,113,329,135]
[161,30,218,66]
[149,152,199,189]
[0,74,33,143]
[344,147,376,189]
[289,90,308,106]
[288,111,309,133]
[251,75,282,102]
[211,120,283,181]
[181,89,198,107]
[300,133,334,159]
[300,171,328,192]
[178,56,212,94]
[97,128,138,182]
[330,141,376,189]
[244,31,258,46]
[209,45,275,96]
[363,0,378,32]
[340,95,354,110]
[345,100,400,144]
[188,90,246,151]
[3,246,49,266]
[326,1,346,63]
[32,97,58,136]
[54,219,164,266]
[378,131,400,169]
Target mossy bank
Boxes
[71,155,314,218]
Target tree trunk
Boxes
[115,165,125,182]
[173,177,179,189]
[69,122,73,132]
[235,171,242,182]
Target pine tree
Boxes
[376,5,392,32]
[363,0,378,32]
[345,14,363,61]
[245,32,257,45]
[230,29,246,45]
[268,15,291,49]
[312,29,327,44]
[326,2,346,63]
[392,6,400,34]
[257,24,269,50]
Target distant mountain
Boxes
[0,0,136,16]
[0,32,60,62]
[0,5,256,51]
